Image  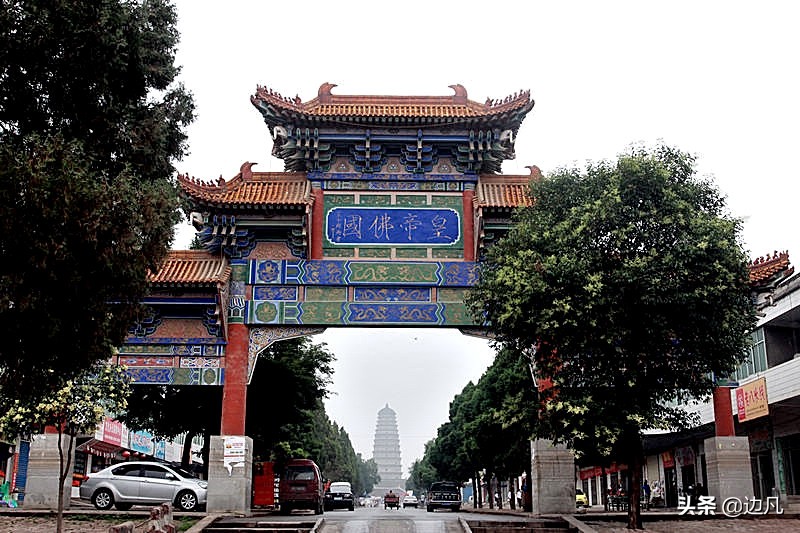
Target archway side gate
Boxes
[117,83,538,513]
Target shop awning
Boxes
[76,439,121,459]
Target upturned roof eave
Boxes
[250,83,535,129]
[253,107,534,130]
[177,167,313,210]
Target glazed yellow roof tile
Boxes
[749,251,793,284]
[251,83,533,119]
[178,164,311,206]
[477,175,534,208]
[148,250,230,285]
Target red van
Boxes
[278,459,324,514]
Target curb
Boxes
[184,513,224,533]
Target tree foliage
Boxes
[422,345,536,506]
[355,455,380,497]
[0,0,194,403]
[467,144,757,527]
[119,384,221,469]
[246,337,335,458]
[406,444,439,493]
[0,362,129,532]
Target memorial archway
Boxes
[118,83,537,512]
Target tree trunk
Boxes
[201,430,211,479]
[523,464,533,512]
[508,476,516,510]
[497,477,503,509]
[487,470,494,509]
[472,476,478,508]
[181,429,196,468]
[626,430,644,529]
[56,430,75,533]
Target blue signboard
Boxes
[154,440,166,460]
[326,207,460,245]
[130,430,155,455]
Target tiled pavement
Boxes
[462,505,800,532]
[581,516,800,532]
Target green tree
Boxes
[268,402,379,496]
[355,455,380,496]
[0,363,129,533]
[406,444,438,494]
[464,346,537,507]
[0,0,194,403]
[422,346,536,508]
[467,144,756,528]
[246,338,335,459]
[119,384,221,472]
[427,383,480,483]
[297,404,358,483]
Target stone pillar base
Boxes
[530,439,575,515]
[23,434,74,510]
[206,435,253,515]
[703,436,754,503]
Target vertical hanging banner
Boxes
[735,376,769,422]
[223,436,246,475]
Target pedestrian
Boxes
[516,488,522,508]
[642,480,651,509]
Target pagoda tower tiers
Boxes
[371,404,404,496]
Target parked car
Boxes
[426,481,461,512]
[279,459,324,514]
[402,494,419,508]
[79,461,207,511]
[576,488,588,507]
[324,481,355,511]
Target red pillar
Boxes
[221,323,249,435]
[712,386,735,437]
[311,187,324,259]
[462,188,475,262]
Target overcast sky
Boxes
[170,1,800,475]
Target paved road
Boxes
[311,505,525,533]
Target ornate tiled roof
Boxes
[251,83,534,128]
[477,176,533,208]
[149,250,230,286]
[476,166,540,208]
[178,162,311,208]
[749,251,793,286]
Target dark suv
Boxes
[426,481,461,512]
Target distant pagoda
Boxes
[371,404,404,495]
